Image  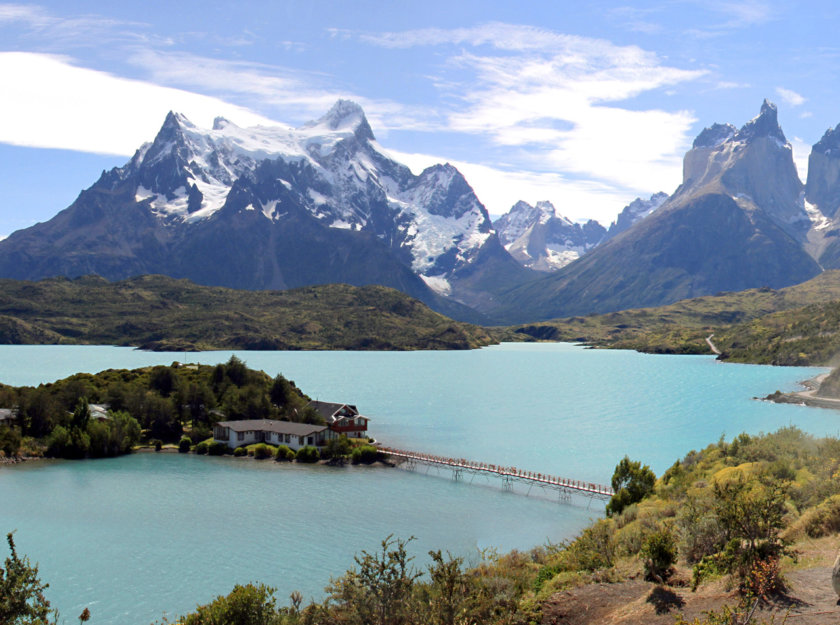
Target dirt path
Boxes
[541,539,840,625]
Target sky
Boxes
[2,1,840,239]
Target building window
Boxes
[237,432,244,441]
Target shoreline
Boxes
[762,372,840,411]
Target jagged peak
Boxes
[691,100,788,151]
[534,200,558,218]
[161,111,195,131]
[692,123,736,149]
[212,116,233,131]
[735,99,786,144]
[813,123,840,155]
[307,99,374,141]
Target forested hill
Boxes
[0,275,497,351]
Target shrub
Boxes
[207,441,228,456]
[178,436,192,453]
[322,435,352,460]
[274,445,294,461]
[351,445,382,465]
[295,446,320,463]
[233,446,246,457]
[151,438,163,452]
[195,441,209,455]
[252,444,272,460]
[640,528,676,582]
[180,582,277,625]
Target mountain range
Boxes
[5,99,840,325]
[492,193,668,272]
[490,100,833,322]
[0,100,527,322]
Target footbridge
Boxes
[380,447,614,502]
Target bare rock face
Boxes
[806,124,840,219]
[679,99,808,240]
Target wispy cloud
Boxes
[775,86,806,107]
[0,2,164,49]
[359,22,703,197]
[685,0,776,38]
[125,49,440,133]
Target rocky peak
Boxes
[309,99,374,142]
[734,99,787,144]
[806,124,840,218]
[605,192,668,240]
[692,123,736,149]
[812,124,840,156]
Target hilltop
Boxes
[0,275,496,351]
[511,270,840,365]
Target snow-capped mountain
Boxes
[493,201,606,271]
[492,100,823,322]
[604,192,668,240]
[0,100,528,319]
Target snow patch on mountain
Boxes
[494,200,606,271]
[109,100,499,289]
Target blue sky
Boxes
[2,0,840,238]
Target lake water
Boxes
[1,343,838,624]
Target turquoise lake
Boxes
[1,343,838,624]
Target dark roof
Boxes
[307,400,360,422]
[216,419,326,436]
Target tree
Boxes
[0,532,58,625]
[327,535,421,625]
[606,456,656,517]
[426,550,469,625]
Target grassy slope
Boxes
[507,270,840,364]
[0,275,497,351]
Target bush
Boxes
[207,441,228,456]
[178,436,192,453]
[180,582,277,625]
[274,445,294,461]
[195,441,209,455]
[252,444,272,460]
[640,528,676,582]
[351,445,382,465]
[233,446,246,457]
[151,438,163,452]
[295,446,320,463]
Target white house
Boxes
[307,401,370,439]
[213,419,328,451]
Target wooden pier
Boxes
[380,447,614,501]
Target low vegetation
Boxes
[0,275,497,351]
[0,356,316,460]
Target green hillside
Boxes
[509,270,840,364]
[0,275,497,351]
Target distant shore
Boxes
[762,372,840,410]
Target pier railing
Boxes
[380,447,614,500]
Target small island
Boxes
[0,356,382,465]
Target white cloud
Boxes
[361,23,702,200]
[125,49,440,133]
[775,86,806,107]
[0,52,280,154]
